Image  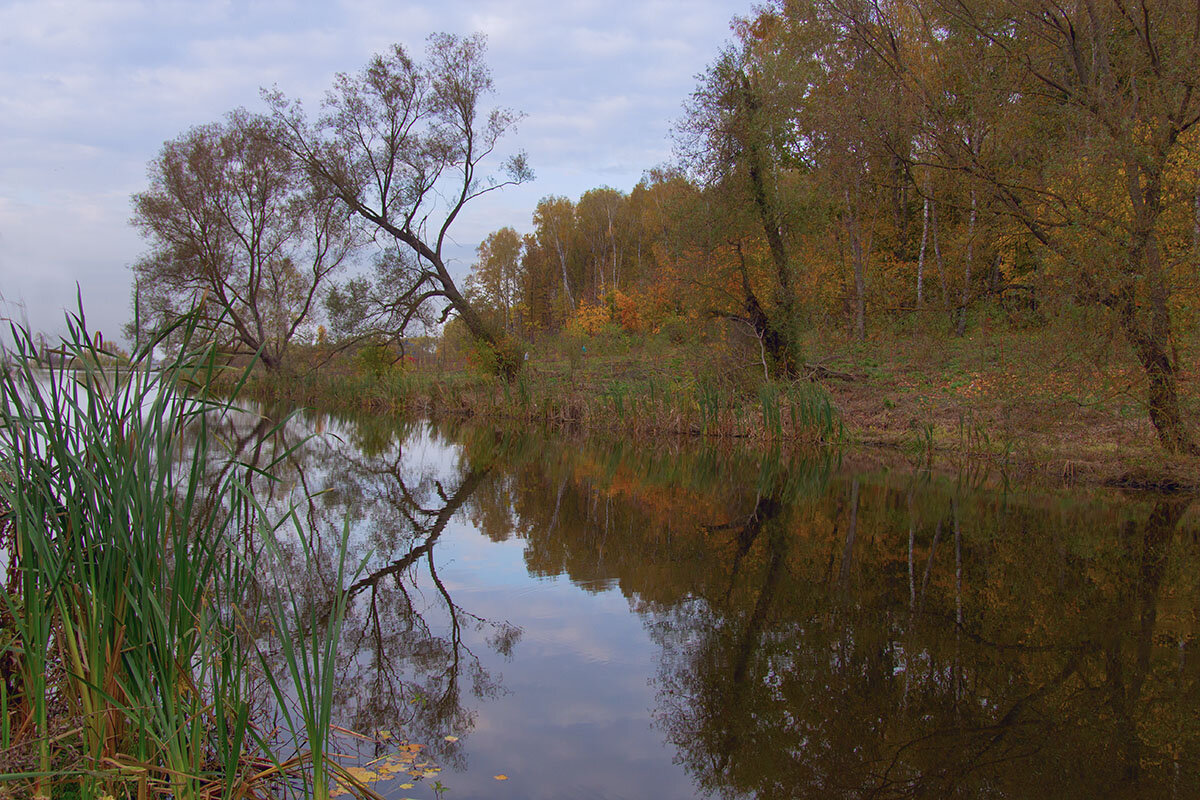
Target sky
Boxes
[0,0,750,346]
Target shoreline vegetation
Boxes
[0,308,1193,799]
[122,5,1200,476]
[236,313,1200,493]
[6,2,1200,793]
[0,315,390,800]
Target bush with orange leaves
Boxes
[614,290,647,334]
[565,299,612,336]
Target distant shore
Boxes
[240,326,1200,494]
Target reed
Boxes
[242,359,851,450]
[0,309,355,799]
[759,381,783,439]
[254,516,364,800]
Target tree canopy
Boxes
[130,109,357,369]
[267,32,533,377]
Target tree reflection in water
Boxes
[203,408,521,769]
[649,481,1199,799]
[202,409,1200,798]
[445,432,1200,800]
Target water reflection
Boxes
[221,407,1200,799]
[207,408,520,775]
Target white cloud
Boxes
[0,0,748,343]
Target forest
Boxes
[125,0,1200,474]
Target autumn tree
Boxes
[531,195,580,317]
[129,109,357,369]
[575,187,631,302]
[677,21,817,375]
[466,227,523,335]
[268,33,533,378]
[838,0,1200,452]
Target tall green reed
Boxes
[695,379,720,433]
[253,517,365,800]
[785,380,845,443]
[0,308,312,799]
[759,382,783,439]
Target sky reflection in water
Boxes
[230,407,1200,800]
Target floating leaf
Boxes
[444,735,459,742]
[378,729,392,740]
[399,783,415,790]
[494,774,509,781]
[345,766,377,782]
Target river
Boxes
[220,405,1200,800]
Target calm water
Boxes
[224,407,1200,800]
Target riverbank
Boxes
[245,319,1200,492]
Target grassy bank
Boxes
[247,312,1200,489]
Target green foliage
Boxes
[470,335,524,380]
[255,518,366,800]
[656,313,696,345]
[356,343,399,379]
[0,309,261,798]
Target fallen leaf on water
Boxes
[494,774,509,781]
[345,766,377,783]
[378,730,392,740]
[444,735,459,742]
[399,783,414,789]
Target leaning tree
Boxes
[267,33,533,378]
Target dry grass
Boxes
[805,309,1200,484]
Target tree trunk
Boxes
[1119,158,1196,453]
[738,72,800,373]
[846,188,867,342]
[1109,280,1195,454]
[917,194,929,310]
[956,189,976,337]
[734,242,796,377]
[442,273,520,380]
[932,198,950,316]
[554,235,574,311]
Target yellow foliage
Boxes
[566,298,612,335]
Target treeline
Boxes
[124,3,1200,452]
[461,0,1200,451]
[462,174,701,338]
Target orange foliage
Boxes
[565,299,612,335]
[614,290,646,333]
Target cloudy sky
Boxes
[0,0,750,344]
